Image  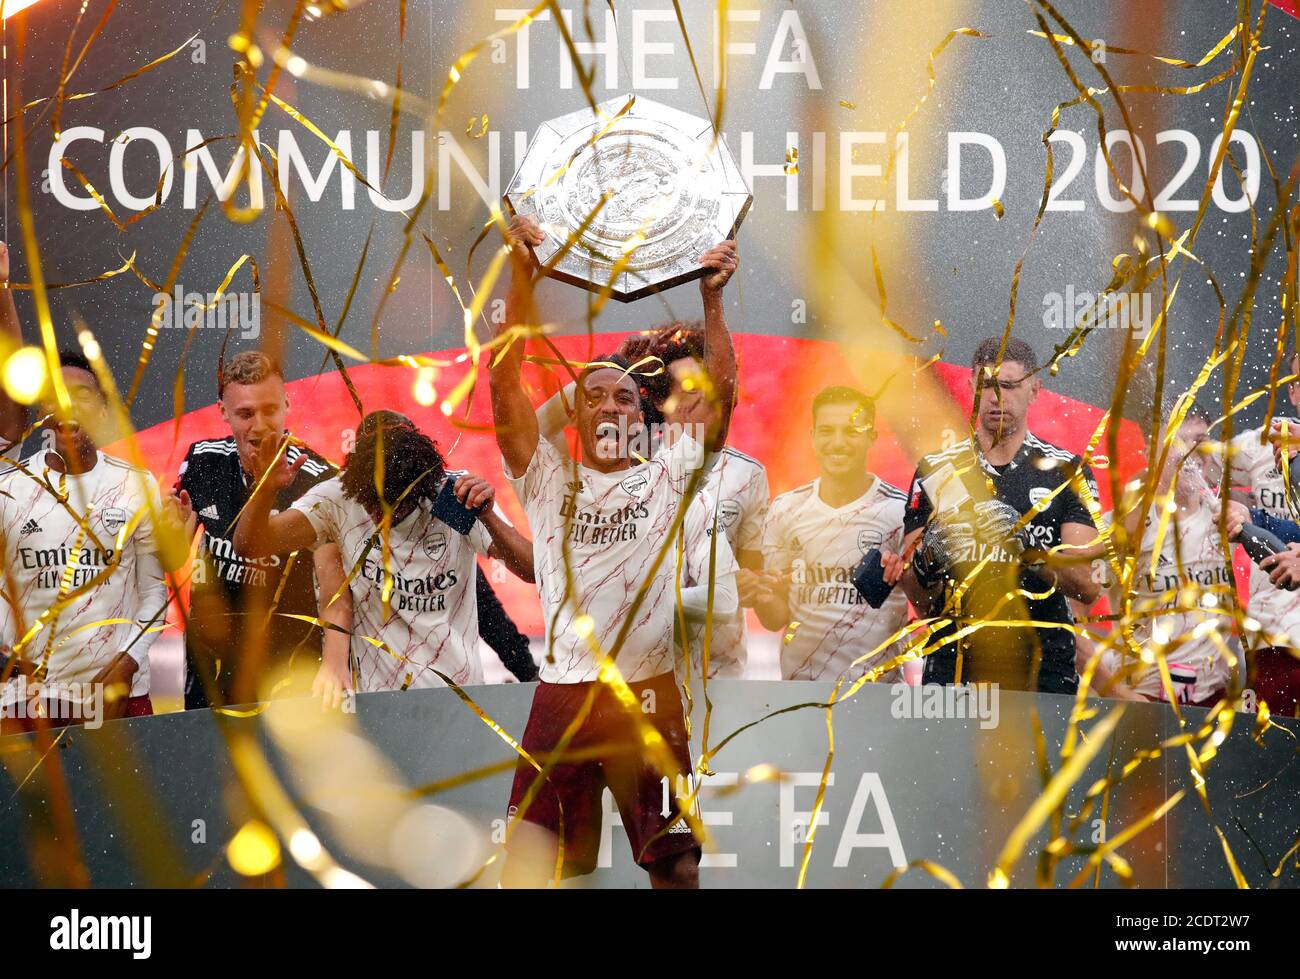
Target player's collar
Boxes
[812,474,877,511]
[971,430,1035,475]
[575,452,641,477]
[43,447,104,478]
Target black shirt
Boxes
[176,435,335,708]
[903,432,1098,694]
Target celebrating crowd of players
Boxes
[2,218,1300,885]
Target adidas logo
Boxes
[199,504,219,521]
[19,518,40,537]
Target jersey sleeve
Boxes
[882,495,907,555]
[1061,460,1099,529]
[735,464,770,555]
[506,435,563,509]
[665,433,709,496]
[175,442,198,497]
[760,498,792,572]
[686,493,740,581]
[131,472,161,561]
[680,494,740,620]
[127,475,168,666]
[1226,427,1264,487]
[902,464,932,536]
[287,444,338,494]
[536,381,576,443]
[290,477,346,546]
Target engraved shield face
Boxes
[505,95,752,303]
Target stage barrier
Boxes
[1,681,1296,888]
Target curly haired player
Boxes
[233,410,533,692]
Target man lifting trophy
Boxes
[490,94,747,887]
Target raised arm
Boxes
[490,214,544,478]
[231,437,319,558]
[536,379,576,446]
[453,473,535,583]
[697,240,739,449]
[312,542,354,708]
[0,242,28,447]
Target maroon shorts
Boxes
[1255,647,1300,718]
[507,671,701,878]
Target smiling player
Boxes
[492,212,739,888]
[751,386,910,682]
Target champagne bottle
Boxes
[1238,522,1287,565]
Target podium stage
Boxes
[1,681,1296,888]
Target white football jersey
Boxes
[291,474,493,690]
[1102,497,1238,703]
[678,486,742,679]
[762,476,909,681]
[682,447,768,677]
[0,452,166,705]
[508,434,706,683]
[1227,421,1300,647]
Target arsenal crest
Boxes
[857,529,882,554]
[101,507,128,534]
[620,472,649,497]
[424,531,447,562]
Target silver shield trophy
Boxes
[504,94,753,303]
